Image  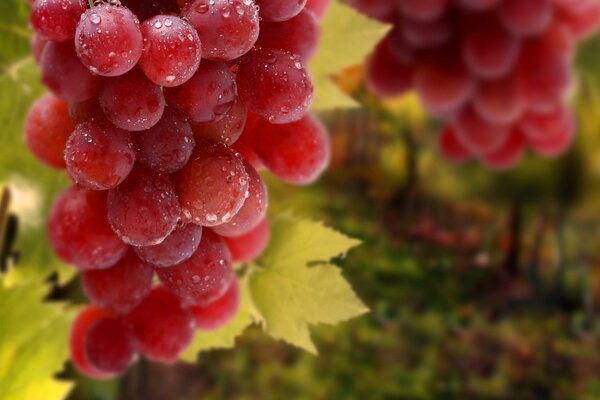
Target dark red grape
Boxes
[366,40,413,98]
[139,15,201,87]
[399,16,452,49]
[212,162,268,237]
[457,0,501,11]
[126,287,194,363]
[41,40,103,102]
[255,0,307,22]
[231,112,264,170]
[75,4,143,77]
[473,74,525,125]
[120,0,180,22]
[157,230,235,306]
[68,97,104,125]
[30,0,86,42]
[183,0,259,61]
[480,129,526,170]
[84,317,138,375]
[190,279,240,330]
[65,118,136,190]
[82,251,154,314]
[134,223,203,268]
[453,105,510,155]
[24,93,74,169]
[256,9,321,62]
[498,0,553,37]
[555,0,600,40]
[438,126,471,163]
[164,61,237,124]
[237,48,313,124]
[254,115,330,184]
[134,108,195,174]
[174,140,249,227]
[191,99,247,145]
[348,0,396,23]
[49,187,128,270]
[224,217,269,263]
[519,106,575,157]
[399,0,449,22]
[305,0,331,19]
[107,166,180,246]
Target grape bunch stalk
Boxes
[25,0,331,379]
[352,0,600,170]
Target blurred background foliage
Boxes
[4,0,600,399]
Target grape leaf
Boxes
[180,275,254,361]
[310,0,388,111]
[0,272,76,400]
[249,216,367,354]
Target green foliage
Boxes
[0,272,76,400]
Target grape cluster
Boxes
[25,0,331,379]
[352,0,600,169]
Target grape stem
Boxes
[88,0,94,8]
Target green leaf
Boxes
[249,216,367,354]
[180,276,254,362]
[310,0,389,111]
[0,0,72,284]
[0,272,76,400]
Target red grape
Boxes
[174,140,249,227]
[399,16,452,49]
[191,99,247,145]
[107,166,180,246]
[190,279,240,330]
[48,187,128,270]
[156,230,235,306]
[231,112,263,170]
[212,161,268,237]
[84,317,138,375]
[99,69,165,132]
[305,0,330,20]
[366,40,413,98]
[438,126,471,163]
[164,61,237,124]
[453,105,510,155]
[134,108,195,174]
[24,93,74,169]
[82,250,154,314]
[126,287,194,363]
[254,115,330,184]
[30,0,86,42]
[224,217,270,263]
[134,223,203,268]
[65,118,136,190]
[473,74,526,125]
[183,0,259,61]
[555,0,600,40]
[256,9,321,62]
[498,0,553,37]
[519,106,575,157]
[347,0,396,23]
[70,306,116,379]
[237,48,313,124]
[457,0,501,11]
[120,0,180,22]
[399,0,449,22]
[255,0,307,22]
[68,97,104,125]
[480,129,526,170]
[139,15,201,87]
[41,40,103,102]
[75,4,143,77]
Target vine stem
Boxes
[88,0,94,8]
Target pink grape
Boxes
[82,251,154,314]
[84,317,138,375]
[256,9,321,62]
[305,0,331,19]
[157,230,235,306]
[134,108,195,174]
[398,0,449,22]
[139,15,201,87]
[49,187,128,271]
[24,93,74,169]
[480,129,526,170]
[183,0,259,61]
[255,0,307,22]
[438,126,471,163]
[473,74,526,125]
[134,223,203,268]
[164,61,237,124]
[107,166,180,246]
[99,69,165,132]
[174,140,249,227]
[224,217,270,263]
[30,0,86,42]
[191,99,247,145]
[366,40,413,98]
[212,161,268,237]
[75,4,143,77]
[254,115,330,185]
[65,118,136,190]
[70,306,116,380]
[237,48,313,124]
[41,41,103,102]
[453,105,510,155]
[190,279,240,330]
[498,0,553,37]
[126,287,194,363]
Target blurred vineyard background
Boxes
[4,0,600,399]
